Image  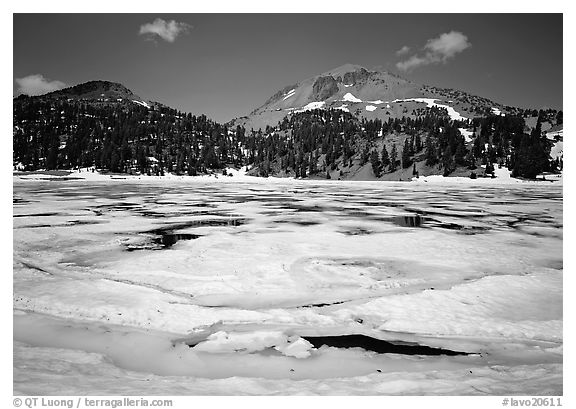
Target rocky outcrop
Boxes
[342,68,371,86]
[311,76,339,101]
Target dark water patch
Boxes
[392,215,424,227]
[424,218,491,234]
[90,203,142,214]
[426,221,465,230]
[273,219,321,226]
[367,215,424,227]
[147,218,247,234]
[506,217,530,229]
[18,261,54,275]
[95,202,141,210]
[136,210,229,218]
[153,233,202,248]
[125,218,247,251]
[297,300,348,308]
[14,224,54,229]
[143,209,240,219]
[301,335,469,356]
[339,227,374,236]
[180,203,216,208]
[13,212,62,218]
[13,196,32,204]
[67,220,105,226]
[357,201,407,208]
[282,204,330,213]
[125,233,202,251]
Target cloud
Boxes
[396,46,411,55]
[139,18,191,43]
[15,74,66,96]
[396,31,471,71]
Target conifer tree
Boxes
[370,150,381,177]
[381,144,390,170]
[389,145,398,172]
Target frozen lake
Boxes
[13,178,563,395]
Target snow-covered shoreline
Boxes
[13,165,563,186]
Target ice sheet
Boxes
[13,178,563,394]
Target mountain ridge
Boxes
[12,67,563,181]
[15,80,167,110]
[232,63,509,131]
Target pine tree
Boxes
[454,140,467,166]
[414,134,422,152]
[380,144,390,170]
[485,161,495,176]
[425,135,438,166]
[389,145,398,172]
[370,150,381,177]
[401,138,412,168]
[511,116,550,178]
[441,146,455,176]
[360,145,370,165]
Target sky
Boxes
[13,13,563,122]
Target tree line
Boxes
[13,95,561,179]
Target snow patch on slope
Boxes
[365,105,377,112]
[132,100,150,109]
[282,89,296,101]
[393,98,467,122]
[491,107,504,116]
[550,141,563,160]
[458,128,474,143]
[342,93,362,103]
[294,101,326,113]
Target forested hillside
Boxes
[13,81,562,180]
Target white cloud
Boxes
[139,18,191,43]
[396,31,471,71]
[396,45,411,55]
[15,74,66,96]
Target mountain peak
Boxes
[45,80,140,101]
[322,63,369,77]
